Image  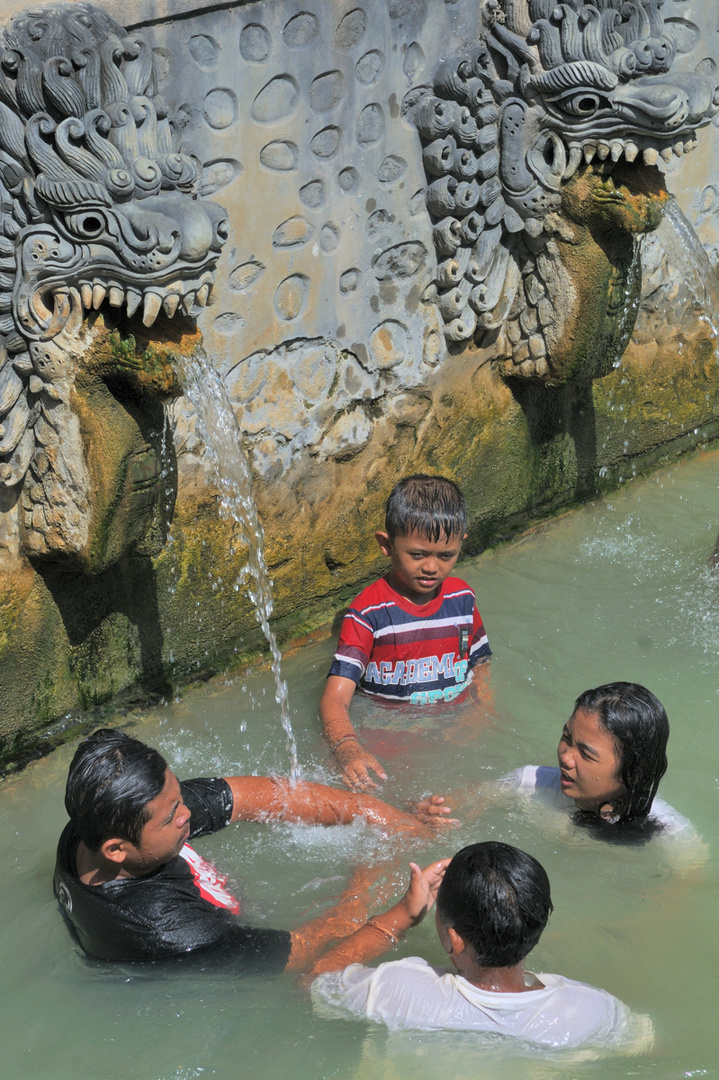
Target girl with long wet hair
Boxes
[507,682,703,857]
[558,682,668,836]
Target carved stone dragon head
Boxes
[0,3,228,569]
[415,0,719,383]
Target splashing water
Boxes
[177,348,300,782]
[654,196,719,354]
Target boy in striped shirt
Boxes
[320,475,491,789]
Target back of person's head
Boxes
[385,474,467,542]
[573,681,668,831]
[436,842,552,967]
[65,728,168,851]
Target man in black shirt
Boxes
[55,729,453,971]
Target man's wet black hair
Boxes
[385,474,467,542]
[571,681,669,838]
[436,842,552,967]
[64,728,168,851]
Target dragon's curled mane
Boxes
[0,4,227,559]
[414,0,719,382]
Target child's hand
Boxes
[335,743,388,790]
[402,858,452,924]
[412,794,459,829]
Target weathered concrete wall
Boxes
[0,0,717,750]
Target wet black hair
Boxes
[64,728,169,851]
[570,681,669,837]
[436,842,552,967]
[384,474,467,542]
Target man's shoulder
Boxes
[53,848,214,962]
[180,777,234,839]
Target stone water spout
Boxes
[0,3,228,571]
[414,0,719,384]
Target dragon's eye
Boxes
[552,91,611,117]
[65,212,106,238]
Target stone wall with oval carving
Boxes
[0,0,717,748]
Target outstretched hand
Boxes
[402,858,452,925]
[303,856,453,980]
[412,794,459,829]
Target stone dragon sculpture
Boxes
[414,0,719,383]
[0,3,227,565]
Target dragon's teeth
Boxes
[563,146,583,179]
[674,140,684,156]
[126,289,142,317]
[142,292,162,327]
[162,294,180,318]
[182,291,196,315]
[108,286,124,307]
[661,146,673,162]
[583,144,596,163]
[196,284,210,307]
[610,142,623,162]
[80,284,93,309]
[597,142,610,160]
[624,142,639,163]
[643,147,659,165]
[92,283,106,309]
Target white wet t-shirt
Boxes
[312,957,653,1051]
[503,766,707,871]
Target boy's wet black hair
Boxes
[436,842,552,967]
[385,474,467,542]
[571,681,669,837]
[64,728,168,851]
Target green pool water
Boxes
[2,447,719,1080]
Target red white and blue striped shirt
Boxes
[328,576,491,705]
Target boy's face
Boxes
[376,528,465,605]
[111,769,192,876]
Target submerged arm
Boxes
[285,865,382,972]
[320,675,388,789]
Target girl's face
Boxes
[557,708,626,814]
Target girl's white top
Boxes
[503,765,706,872]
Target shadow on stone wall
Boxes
[37,556,170,700]
[508,379,598,501]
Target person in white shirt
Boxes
[309,842,652,1051]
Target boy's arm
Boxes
[222,775,453,831]
[319,675,388,789]
[303,858,451,978]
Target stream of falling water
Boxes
[654,196,719,352]
[177,347,300,782]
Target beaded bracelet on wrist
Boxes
[330,734,361,751]
[365,918,398,945]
